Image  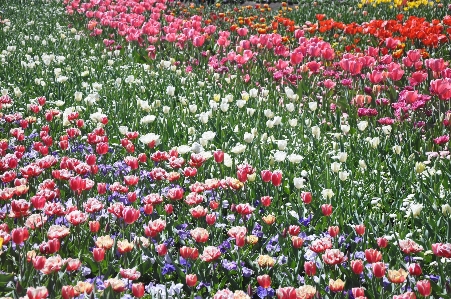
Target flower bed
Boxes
[0,0,451,298]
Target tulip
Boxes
[328,226,339,238]
[27,286,49,299]
[365,249,382,263]
[271,170,283,187]
[32,256,47,271]
[261,196,272,207]
[377,237,389,248]
[416,279,431,296]
[354,224,365,236]
[132,283,145,298]
[261,170,272,183]
[276,287,297,299]
[213,150,224,163]
[61,286,75,299]
[301,191,312,204]
[350,259,364,274]
[164,204,173,214]
[93,248,105,262]
[372,262,386,278]
[89,221,100,234]
[156,244,168,256]
[304,261,316,276]
[11,227,29,244]
[291,236,304,249]
[206,213,216,225]
[329,279,345,292]
[321,204,333,216]
[407,263,422,276]
[257,274,271,288]
[352,287,365,298]
[186,274,197,287]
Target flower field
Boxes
[1,0,451,298]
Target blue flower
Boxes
[161,263,176,275]
[242,267,253,277]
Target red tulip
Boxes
[408,263,422,276]
[328,226,340,238]
[261,196,272,207]
[276,287,297,299]
[186,274,198,287]
[260,170,272,183]
[355,224,365,236]
[372,262,386,278]
[301,191,312,204]
[27,286,48,299]
[321,204,333,216]
[132,283,145,298]
[165,204,173,215]
[350,259,364,275]
[288,225,300,236]
[144,204,154,215]
[213,150,224,163]
[377,237,388,248]
[416,280,431,296]
[352,287,365,298]
[271,170,282,187]
[89,221,100,233]
[61,286,75,299]
[93,248,105,262]
[156,244,168,256]
[291,236,304,249]
[206,213,216,225]
[257,274,271,288]
[304,261,316,276]
[32,256,46,271]
[11,227,29,244]
[122,206,140,224]
[95,142,109,155]
[365,249,382,263]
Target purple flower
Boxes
[252,223,263,238]
[299,215,312,227]
[161,263,176,275]
[242,267,253,277]
[218,240,231,253]
[222,259,237,271]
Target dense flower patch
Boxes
[0,0,451,298]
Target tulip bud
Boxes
[372,262,386,278]
[377,237,388,248]
[186,274,197,287]
[156,244,168,256]
[350,259,364,275]
[408,263,422,276]
[93,248,105,262]
[206,213,216,225]
[304,261,316,276]
[89,221,100,234]
[165,204,173,215]
[354,224,365,236]
[301,191,312,204]
[328,226,339,238]
[132,283,145,298]
[321,204,333,216]
[416,279,431,296]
